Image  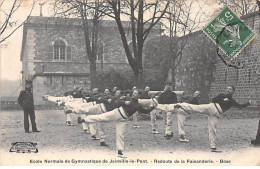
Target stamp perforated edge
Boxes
[202,6,258,61]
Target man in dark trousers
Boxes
[251,109,260,147]
[18,80,40,133]
[158,82,178,138]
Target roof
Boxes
[20,16,162,61]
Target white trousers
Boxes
[177,103,222,148]
[81,120,101,140]
[83,107,127,151]
[81,119,89,130]
[73,103,106,115]
[165,108,188,136]
[80,106,106,142]
[66,113,72,122]
[150,109,167,131]
[133,111,138,126]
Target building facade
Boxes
[20,16,161,105]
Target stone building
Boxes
[20,16,162,105]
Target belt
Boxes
[151,98,158,108]
[118,107,127,119]
[214,103,222,114]
[99,103,107,113]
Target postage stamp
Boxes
[203,7,257,60]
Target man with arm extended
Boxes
[175,86,251,152]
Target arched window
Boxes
[54,39,66,60]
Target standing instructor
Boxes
[18,80,40,133]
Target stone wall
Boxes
[174,11,260,106]
[209,11,260,107]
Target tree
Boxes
[177,32,218,102]
[95,0,170,88]
[0,0,35,43]
[143,36,171,90]
[162,0,204,90]
[219,0,258,16]
[53,0,108,89]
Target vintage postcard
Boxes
[0,0,260,166]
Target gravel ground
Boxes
[0,109,259,166]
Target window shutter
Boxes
[67,46,72,60]
[48,46,53,60]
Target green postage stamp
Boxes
[203,7,256,60]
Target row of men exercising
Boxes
[62,84,199,144]
[60,83,251,157]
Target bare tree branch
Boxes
[143,1,170,41]
[0,0,35,43]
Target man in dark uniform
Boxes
[251,112,260,147]
[112,87,118,95]
[78,89,157,158]
[158,82,178,138]
[251,109,260,147]
[18,80,40,133]
[175,85,251,152]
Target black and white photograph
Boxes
[0,0,260,166]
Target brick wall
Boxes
[174,11,259,106]
[209,11,260,107]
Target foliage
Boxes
[143,36,171,90]
[219,0,258,16]
[96,68,135,91]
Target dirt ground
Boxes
[0,108,259,166]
